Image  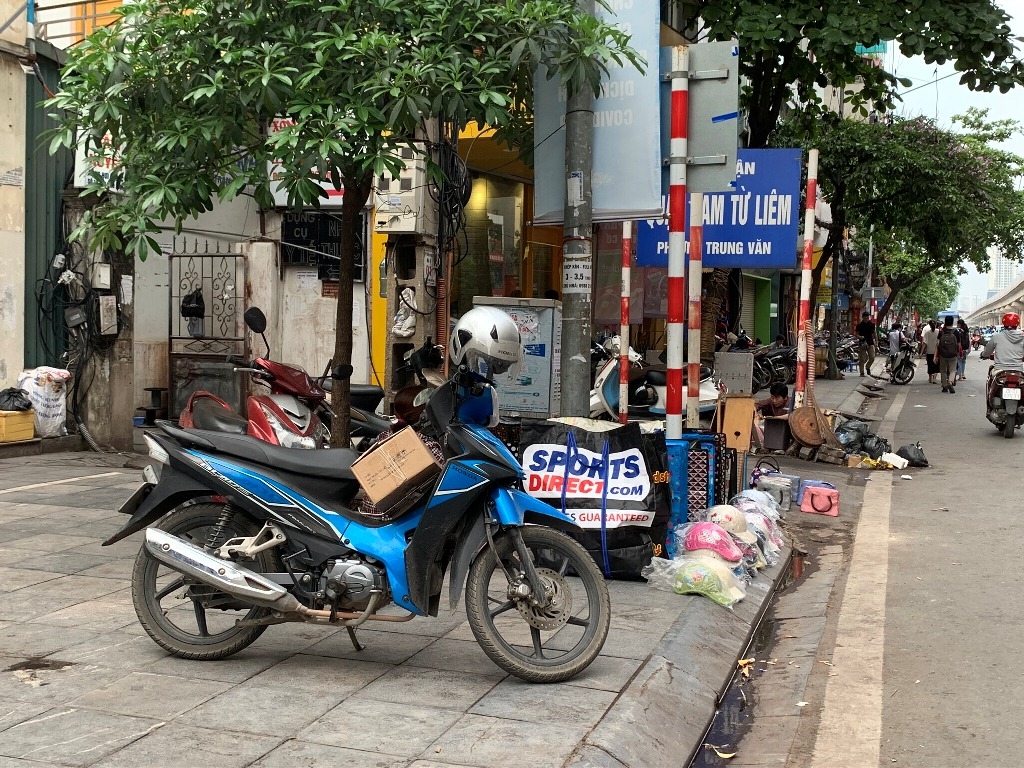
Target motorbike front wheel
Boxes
[131,504,280,660]
[892,362,915,385]
[465,526,610,683]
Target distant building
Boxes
[987,247,1017,294]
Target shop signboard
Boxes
[636,148,803,269]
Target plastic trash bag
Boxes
[896,443,929,467]
[0,388,33,412]
[16,367,71,438]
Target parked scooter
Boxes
[589,336,720,420]
[108,306,609,683]
[179,307,331,449]
[985,368,1024,438]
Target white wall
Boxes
[0,8,27,387]
[132,196,370,409]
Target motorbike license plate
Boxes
[1004,388,1022,400]
[117,483,154,515]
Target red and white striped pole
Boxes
[794,149,819,409]
[619,221,632,423]
[686,192,703,428]
[666,46,688,439]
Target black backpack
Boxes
[937,328,959,358]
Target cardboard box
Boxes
[351,426,442,511]
[0,410,35,443]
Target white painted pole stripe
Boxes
[666,45,688,440]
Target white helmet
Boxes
[449,306,523,378]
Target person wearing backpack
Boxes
[935,316,962,393]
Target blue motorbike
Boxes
[107,369,610,683]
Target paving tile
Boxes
[0,697,50,732]
[253,740,407,768]
[0,593,79,622]
[299,699,463,756]
[27,600,139,634]
[424,713,588,768]
[145,648,284,684]
[10,552,117,576]
[0,566,65,592]
[589,626,664,660]
[352,665,500,711]
[0,707,162,765]
[303,627,436,665]
[560,654,644,693]
[248,622,341,653]
[471,678,616,728]
[53,632,169,671]
[70,671,233,719]
[73,559,134,581]
[0,535,102,554]
[0,624,99,658]
[0,757,62,767]
[407,762,481,768]
[178,682,346,737]
[91,723,283,768]
[0,659,130,707]
[15,575,124,602]
[0,549,34,567]
[246,653,391,695]
[404,637,508,678]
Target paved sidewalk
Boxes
[0,452,795,768]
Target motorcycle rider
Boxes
[981,313,1024,397]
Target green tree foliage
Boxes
[685,0,1024,148]
[775,111,1024,324]
[896,267,960,322]
[47,0,639,441]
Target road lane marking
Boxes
[0,472,123,496]
[809,387,907,768]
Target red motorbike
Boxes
[178,307,332,448]
[985,367,1024,439]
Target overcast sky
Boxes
[887,0,1024,304]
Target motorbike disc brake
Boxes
[515,568,573,631]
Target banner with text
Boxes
[636,148,803,269]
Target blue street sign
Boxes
[636,148,803,269]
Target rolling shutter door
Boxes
[740,275,756,338]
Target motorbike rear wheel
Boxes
[131,504,280,660]
[465,526,610,683]
[1004,418,1016,439]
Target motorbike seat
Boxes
[645,369,667,386]
[191,399,249,435]
[157,422,357,480]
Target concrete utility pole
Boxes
[559,23,595,417]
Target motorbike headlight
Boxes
[259,406,317,449]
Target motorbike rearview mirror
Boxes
[332,364,353,381]
[243,307,270,357]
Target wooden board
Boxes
[789,406,825,448]
[720,396,757,452]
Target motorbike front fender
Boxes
[447,488,579,611]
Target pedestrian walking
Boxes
[935,316,962,393]
[855,311,876,376]
[922,320,939,383]
[955,318,970,381]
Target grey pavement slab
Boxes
[252,740,407,768]
[404,637,505,677]
[0,707,162,765]
[90,723,284,768]
[350,665,501,710]
[178,682,347,737]
[303,626,436,664]
[0,659,129,707]
[0,623,100,658]
[245,653,391,696]
[299,699,463,756]
[51,631,171,671]
[70,671,234,719]
[0,697,51,732]
[470,678,616,728]
[145,648,285,684]
[0,567,65,592]
[426,714,589,768]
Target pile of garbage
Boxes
[833,417,929,469]
[641,489,785,608]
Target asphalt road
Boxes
[713,353,1022,768]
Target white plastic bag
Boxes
[17,367,71,438]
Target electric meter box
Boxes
[473,297,561,417]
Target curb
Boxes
[570,548,792,768]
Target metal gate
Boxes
[168,240,247,418]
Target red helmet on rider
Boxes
[1003,313,1020,330]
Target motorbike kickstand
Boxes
[345,627,363,652]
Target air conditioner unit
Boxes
[373,147,436,234]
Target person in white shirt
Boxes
[921,320,939,384]
[887,324,906,370]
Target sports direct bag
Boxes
[937,327,959,358]
[800,485,839,517]
[519,418,670,579]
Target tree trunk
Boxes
[330,172,373,447]
[700,267,731,365]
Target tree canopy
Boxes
[685,0,1024,148]
[48,0,639,440]
[776,109,1024,323]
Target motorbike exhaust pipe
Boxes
[145,528,303,613]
